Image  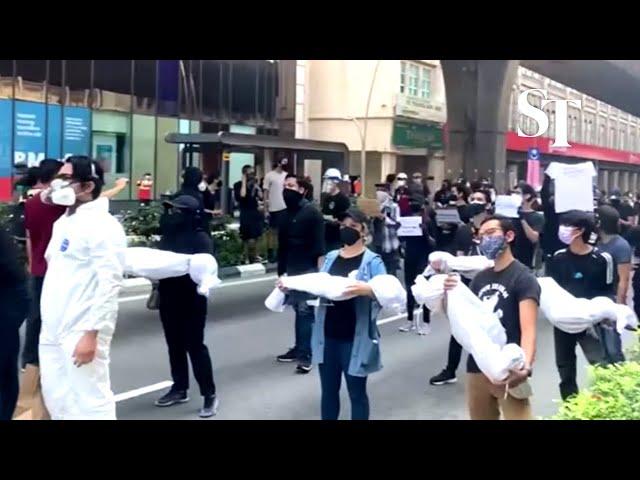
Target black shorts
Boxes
[269,209,287,229]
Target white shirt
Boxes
[263,170,287,212]
[40,197,127,344]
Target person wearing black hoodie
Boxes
[540,174,565,273]
[0,228,29,420]
[176,166,216,230]
[154,195,219,418]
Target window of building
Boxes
[408,63,419,97]
[599,124,606,147]
[610,126,616,149]
[400,61,431,99]
[400,62,406,94]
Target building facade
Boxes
[0,60,282,201]
[300,60,446,196]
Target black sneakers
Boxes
[296,361,312,374]
[429,369,457,386]
[155,389,190,407]
[199,395,220,418]
[277,348,298,363]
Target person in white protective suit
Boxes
[39,156,127,420]
[440,215,539,420]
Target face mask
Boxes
[479,235,507,260]
[198,181,207,192]
[467,202,486,217]
[322,180,338,194]
[413,178,422,185]
[340,226,361,246]
[283,189,303,209]
[396,179,407,187]
[558,225,578,245]
[50,179,77,206]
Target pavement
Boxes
[107,272,638,420]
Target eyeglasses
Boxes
[478,227,504,239]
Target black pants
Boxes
[22,275,44,367]
[404,257,430,323]
[0,330,20,420]
[159,282,216,397]
[380,251,399,277]
[444,335,463,373]
[553,327,606,401]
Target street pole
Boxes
[360,60,381,195]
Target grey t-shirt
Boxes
[598,235,632,266]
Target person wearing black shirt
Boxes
[306,208,387,420]
[398,201,437,334]
[233,165,264,264]
[512,183,545,268]
[433,179,452,208]
[549,210,613,401]
[321,172,351,253]
[540,174,564,273]
[442,216,539,420]
[609,188,635,236]
[430,189,490,386]
[155,195,219,418]
[0,228,29,420]
[276,175,326,373]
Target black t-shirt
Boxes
[324,252,364,340]
[512,211,545,268]
[233,181,261,211]
[549,247,616,300]
[322,192,351,250]
[467,260,541,373]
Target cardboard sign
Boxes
[356,197,382,218]
[397,216,423,236]
[435,208,462,226]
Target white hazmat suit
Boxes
[40,197,127,420]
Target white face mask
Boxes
[198,181,207,192]
[50,179,76,206]
[322,180,338,194]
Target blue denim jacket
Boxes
[311,248,387,377]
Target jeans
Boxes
[318,337,369,420]
[0,330,19,420]
[293,300,315,363]
[22,275,44,367]
[553,326,606,401]
[595,324,625,364]
[159,281,216,397]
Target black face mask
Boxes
[340,226,362,246]
[467,203,486,217]
[283,189,303,210]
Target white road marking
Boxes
[118,275,278,303]
[114,380,173,403]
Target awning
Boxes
[165,132,349,156]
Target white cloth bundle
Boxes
[412,274,524,383]
[423,251,494,279]
[123,247,221,298]
[264,272,407,313]
[538,277,638,334]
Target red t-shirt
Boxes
[24,195,66,277]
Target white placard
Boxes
[435,208,462,226]
[397,216,423,236]
[494,195,521,218]
[546,162,596,213]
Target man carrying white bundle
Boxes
[441,215,539,420]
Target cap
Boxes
[610,188,622,199]
[323,168,342,180]
[337,207,368,225]
[163,195,200,210]
[560,209,595,230]
[396,172,408,180]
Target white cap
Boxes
[323,168,342,181]
[396,172,408,180]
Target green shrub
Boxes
[213,229,244,268]
[121,205,162,237]
[554,361,640,420]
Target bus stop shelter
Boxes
[165,131,350,213]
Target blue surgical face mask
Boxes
[479,235,507,260]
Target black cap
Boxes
[560,209,595,230]
[163,195,200,211]
[337,207,368,225]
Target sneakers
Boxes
[296,361,312,374]
[398,321,415,332]
[429,369,457,386]
[199,395,220,418]
[277,348,298,363]
[417,323,432,336]
[155,389,190,407]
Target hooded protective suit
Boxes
[39,197,127,420]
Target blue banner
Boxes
[14,100,46,168]
[47,104,62,159]
[62,106,90,157]
[0,99,11,177]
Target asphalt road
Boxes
[105,273,637,420]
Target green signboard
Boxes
[392,121,443,150]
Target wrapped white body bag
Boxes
[423,251,639,334]
[264,272,407,314]
[412,274,525,383]
[123,247,221,297]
